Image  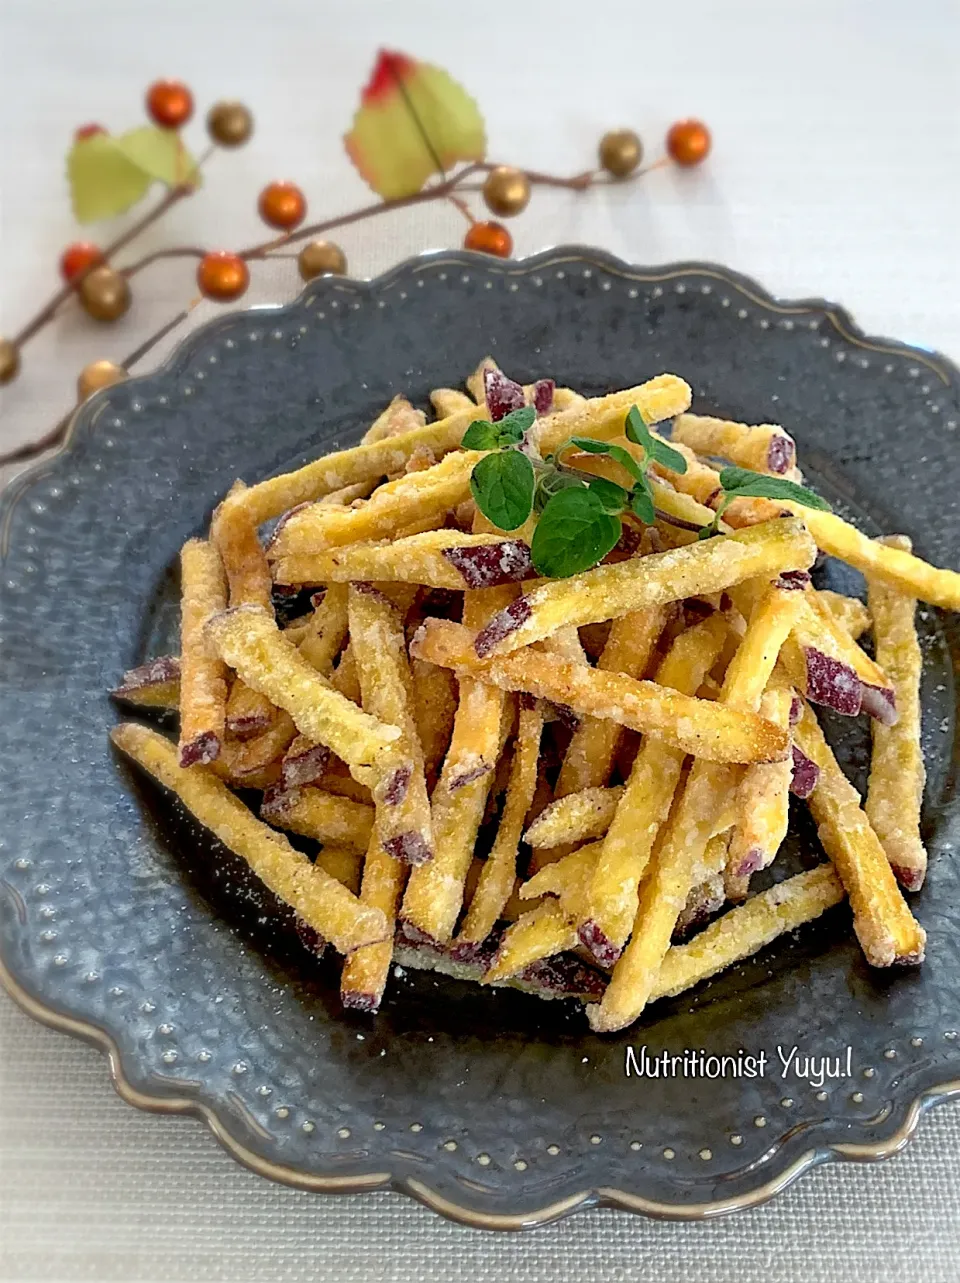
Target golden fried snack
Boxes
[329,644,361,703]
[590,586,802,1029]
[178,538,229,767]
[579,613,729,964]
[430,387,475,417]
[483,900,579,984]
[456,699,544,952]
[672,413,799,477]
[816,590,871,641]
[268,450,482,559]
[673,873,726,939]
[555,605,669,796]
[520,841,602,920]
[348,582,433,864]
[211,481,273,610]
[469,518,816,657]
[524,785,624,849]
[410,618,787,765]
[399,589,510,944]
[296,584,350,674]
[318,479,377,506]
[340,830,409,1011]
[260,785,374,851]
[111,656,180,711]
[534,374,692,455]
[315,845,364,895]
[865,536,927,890]
[649,864,846,1002]
[273,530,534,591]
[727,686,794,880]
[794,701,925,966]
[111,723,388,955]
[785,506,960,611]
[212,710,297,784]
[224,679,276,740]
[206,606,401,777]
[361,394,427,444]
[410,655,457,789]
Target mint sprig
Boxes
[469,449,535,531]
[697,466,831,538]
[462,405,536,451]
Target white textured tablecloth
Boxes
[2,1,960,1278]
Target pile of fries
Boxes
[110,360,960,1031]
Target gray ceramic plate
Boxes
[2,248,959,1229]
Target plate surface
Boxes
[2,248,960,1229]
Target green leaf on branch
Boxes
[530,487,622,578]
[569,436,646,487]
[116,126,201,188]
[67,132,152,223]
[588,476,630,514]
[470,450,535,531]
[463,406,534,450]
[717,467,831,511]
[630,473,656,524]
[624,406,688,473]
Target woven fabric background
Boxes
[2,1,960,1278]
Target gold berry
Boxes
[197,251,249,301]
[482,166,531,218]
[79,266,131,322]
[206,101,253,147]
[666,119,711,166]
[599,129,642,178]
[78,360,126,402]
[0,338,20,386]
[298,240,347,280]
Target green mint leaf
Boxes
[588,476,630,514]
[531,488,623,578]
[717,467,831,511]
[462,420,503,450]
[497,405,536,441]
[603,443,648,486]
[568,435,612,454]
[470,450,535,531]
[565,435,646,486]
[630,472,656,525]
[534,467,582,512]
[624,406,687,474]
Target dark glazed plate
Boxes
[2,248,960,1229]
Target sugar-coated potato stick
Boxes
[348,583,433,864]
[206,606,401,777]
[817,590,871,641]
[794,701,925,965]
[111,723,388,955]
[524,785,624,849]
[805,589,893,717]
[410,655,458,789]
[178,538,229,767]
[296,583,349,674]
[310,764,373,806]
[784,506,960,611]
[111,656,180,711]
[211,483,273,610]
[555,605,669,796]
[260,784,375,850]
[673,874,726,939]
[649,865,846,1002]
[279,734,331,790]
[672,413,799,478]
[273,530,534,591]
[223,407,480,528]
[224,679,276,740]
[456,701,545,951]
[340,830,409,1011]
[318,479,377,507]
[430,387,475,417]
[466,355,498,403]
[268,450,483,559]
[580,614,729,964]
[361,394,426,445]
[315,845,364,896]
[727,687,794,880]
[520,841,602,920]
[865,536,927,891]
[411,618,787,765]
[534,374,692,455]
[590,589,801,1028]
[400,588,510,944]
[213,711,297,783]
[470,519,816,657]
[483,900,579,984]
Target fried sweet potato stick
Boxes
[410,618,788,765]
[409,655,458,789]
[273,530,534,591]
[524,785,624,849]
[533,374,692,455]
[268,450,482,559]
[315,844,364,895]
[178,539,229,766]
[555,605,669,796]
[111,656,180,711]
[590,586,803,1029]
[579,613,729,964]
[455,699,544,954]
[471,519,816,657]
[520,841,603,919]
[206,606,401,778]
[224,679,276,740]
[727,686,794,880]
[348,583,433,864]
[212,711,297,783]
[111,723,387,955]
[340,829,409,1011]
[211,482,273,610]
[794,701,925,965]
[361,394,426,445]
[672,414,799,477]
[483,900,579,984]
[430,388,475,417]
[865,536,927,890]
[296,583,349,674]
[649,864,846,1001]
[817,590,871,641]
[260,785,375,850]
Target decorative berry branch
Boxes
[0,50,712,464]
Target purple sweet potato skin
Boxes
[578,920,623,969]
[280,742,331,790]
[442,541,533,589]
[803,648,863,716]
[776,569,811,591]
[380,764,411,806]
[474,596,532,657]
[179,731,220,767]
[532,379,555,415]
[767,433,797,475]
[484,369,525,422]
[383,831,432,865]
[448,763,492,791]
[114,655,181,693]
[859,683,898,726]
[790,745,821,799]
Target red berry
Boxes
[60,242,105,284]
[463,221,513,258]
[146,80,194,130]
[258,181,307,231]
[197,251,249,302]
[666,119,711,166]
[75,123,107,141]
